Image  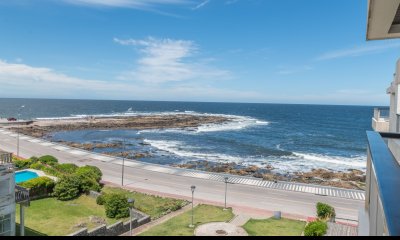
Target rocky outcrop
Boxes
[10,115,230,138]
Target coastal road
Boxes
[0,129,364,221]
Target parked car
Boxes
[7,117,17,121]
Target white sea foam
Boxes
[144,139,244,163]
[144,139,366,173]
[292,152,366,168]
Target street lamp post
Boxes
[224,176,229,210]
[189,185,196,228]
[128,198,135,236]
[16,105,24,157]
[17,129,20,157]
[121,139,126,186]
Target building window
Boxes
[0,214,11,236]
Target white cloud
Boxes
[114,37,231,83]
[316,42,400,61]
[192,0,210,10]
[0,59,251,102]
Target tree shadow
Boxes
[15,223,47,236]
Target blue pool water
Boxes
[16,171,39,184]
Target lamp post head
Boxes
[127,198,135,206]
[191,185,196,193]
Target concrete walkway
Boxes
[326,222,358,236]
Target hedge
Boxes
[38,155,59,166]
[54,163,79,175]
[316,202,335,220]
[74,172,102,193]
[19,176,55,198]
[304,221,328,236]
[75,165,102,182]
[13,159,32,169]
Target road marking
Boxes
[28,139,42,143]
[52,145,70,151]
[68,150,88,156]
[39,142,55,147]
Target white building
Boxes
[0,152,15,236]
[364,0,400,236]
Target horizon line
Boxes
[0,97,388,108]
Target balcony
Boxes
[0,152,12,165]
[364,131,400,236]
[15,186,30,207]
[372,108,390,132]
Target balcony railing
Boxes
[366,131,400,236]
[0,152,12,165]
[15,185,30,206]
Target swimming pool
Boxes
[15,170,39,184]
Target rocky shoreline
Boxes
[6,115,366,190]
[8,114,230,138]
[172,161,366,190]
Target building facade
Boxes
[0,152,16,236]
[364,0,400,236]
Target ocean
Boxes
[0,98,377,173]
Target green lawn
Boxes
[102,187,188,220]
[139,204,234,236]
[243,218,306,236]
[16,195,123,236]
[15,187,188,236]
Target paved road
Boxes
[0,129,364,220]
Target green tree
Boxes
[104,193,130,219]
[53,175,81,201]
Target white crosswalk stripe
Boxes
[53,146,70,151]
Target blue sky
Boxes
[0,0,399,105]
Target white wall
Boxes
[389,60,400,132]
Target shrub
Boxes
[41,166,62,177]
[75,166,102,182]
[104,193,130,219]
[96,194,107,206]
[13,159,32,169]
[19,176,55,197]
[39,155,59,166]
[304,221,328,236]
[316,202,336,220]
[30,162,45,170]
[74,172,101,193]
[55,163,79,174]
[53,175,81,201]
[29,156,39,163]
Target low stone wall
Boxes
[69,191,151,236]
[88,190,102,199]
[68,209,151,236]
